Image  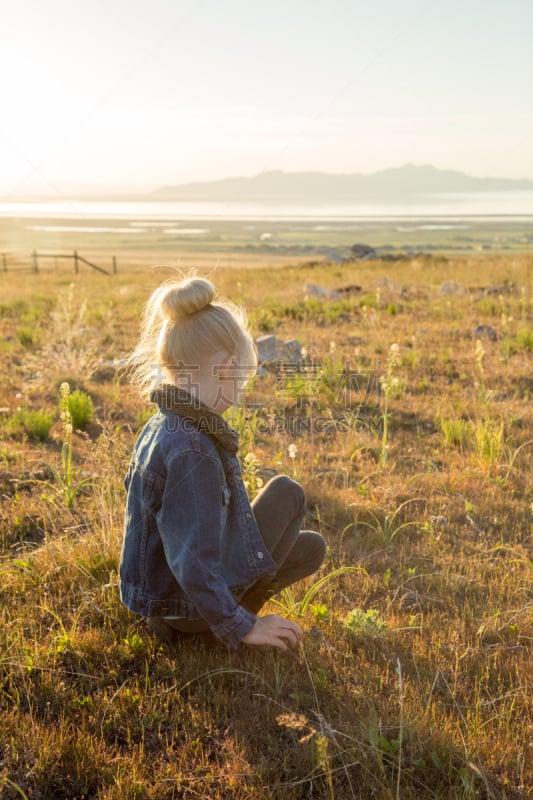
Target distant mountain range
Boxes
[150,164,533,202]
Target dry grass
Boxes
[0,253,532,799]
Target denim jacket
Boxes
[119,390,277,649]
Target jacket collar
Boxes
[150,384,240,454]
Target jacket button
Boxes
[135,600,143,609]
[257,551,264,559]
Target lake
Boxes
[2,192,533,221]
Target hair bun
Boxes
[161,277,215,322]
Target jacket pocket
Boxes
[142,469,164,513]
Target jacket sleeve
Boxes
[156,448,256,648]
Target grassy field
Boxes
[0,250,532,799]
[1,213,532,274]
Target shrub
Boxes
[439,415,469,448]
[472,417,505,468]
[64,390,95,429]
[16,326,38,346]
[7,408,54,441]
[516,327,533,352]
[252,308,277,333]
[344,608,387,638]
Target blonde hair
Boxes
[129,275,257,397]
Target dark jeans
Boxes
[163,475,326,632]
[251,474,326,591]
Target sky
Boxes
[1,0,532,196]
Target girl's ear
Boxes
[216,352,237,378]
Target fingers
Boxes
[267,616,302,650]
[242,615,303,650]
[278,620,303,649]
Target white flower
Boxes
[60,382,70,398]
[288,443,298,460]
[388,343,401,367]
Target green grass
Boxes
[0,253,531,798]
[63,388,95,429]
[4,407,54,441]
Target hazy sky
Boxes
[1,0,532,194]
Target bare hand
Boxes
[241,614,303,651]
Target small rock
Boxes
[429,515,448,529]
[472,324,497,341]
[304,282,341,300]
[375,277,400,292]
[440,281,465,296]
[337,284,363,295]
[399,590,426,611]
[350,243,377,260]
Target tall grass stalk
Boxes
[351,498,425,546]
[271,566,368,618]
[472,417,505,469]
[33,383,94,508]
[379,343,402,467]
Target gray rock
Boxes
[472,324,498,341]
[399,590,426,611]
[304,282,341,299]
[337,284,363,295]
[255,335,304,369]
[440,281,465,296]
[350,243,377,260]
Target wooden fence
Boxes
[1,250,117,275]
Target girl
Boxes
[119,275,326,650]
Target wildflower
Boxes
[288,443,298,460]
[60,382,70,398]
[501,312,513,330]
[242,452,263,492]
[388,343,401,368]
[243,452,260,469]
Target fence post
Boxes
[32,251,39,273]
[112,256,117,275]
[2,253,6,272]
[74,250,79,274]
